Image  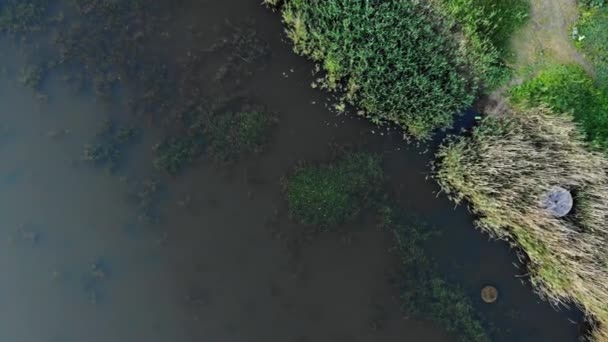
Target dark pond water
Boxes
[0,1,584,341]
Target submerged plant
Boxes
[19,64,45,90]
[82,120,137,172]
[435,107,608,341]
[152,134,204,175]
[203,108,277,162]
[0,0,49,35]
[378,206,490,342]
[285,152,383,227]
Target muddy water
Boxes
[0,1,583,342]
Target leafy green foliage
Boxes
[577,4,608,90]
[437,0,529,88]
[82,120,137,172]
[286,152,383,227]
[510,64,608,149]
[204,109,277,162]
[280,0,474,139]
[0,0,49,35]
[378,206,490,342]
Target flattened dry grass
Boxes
[435,106,608,341]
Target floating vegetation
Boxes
[153,134,205,175]
[82,120,137,172]
[203,106,277,162]
[378,205,491,342]
[435,107,608,342]
[285,152,383,227]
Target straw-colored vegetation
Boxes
[435,106,608,341]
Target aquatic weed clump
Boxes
[435,107,608,341]
[286,152,383,227]
[203,108,277,162]
[278,0,475,139]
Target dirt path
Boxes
[485,0,593,115]
[510,0,593,74]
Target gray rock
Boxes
[540,186,573,217]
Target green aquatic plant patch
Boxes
[510,63,608,149]
[278,0,474,139]
[435,107,608,342]
[286,152,383,227]
[203,109,277,162]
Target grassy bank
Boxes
[268,0,528,139]
[434,0,529,88]
[577,1,608,90]
[273,0,475,139]
[435,107,608,341]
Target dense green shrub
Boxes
[286,152,383,227]
[437,0,529,88]
[510,63,608,149]
[280,0,474,139]
[577,4,608,90]
[378,206,490,342]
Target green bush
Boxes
[286,152,383,227]
[280,0,474,139]
[378,206,490,342]
[436,0,529,88]
[510,63,608,149]
[577,4,608,90]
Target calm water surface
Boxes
[0,1,583,341]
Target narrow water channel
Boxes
[0,1,584,342]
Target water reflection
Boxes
[0,1,583,342]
